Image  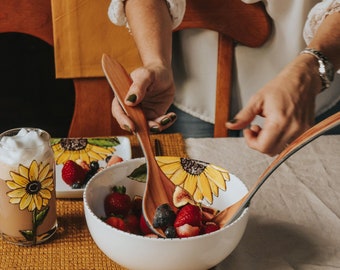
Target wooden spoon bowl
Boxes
[102,54,175,237]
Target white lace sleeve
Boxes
[108,0,186,29]
[108,0,127,26]
[303,0,340,44]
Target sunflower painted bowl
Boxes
[84,157,249,270]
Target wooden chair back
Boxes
[0,1,53,46]
[175,0,272,137]
[0,1,124,137]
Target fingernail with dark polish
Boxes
[170,114,177,121]
[161,117,171,125]
[150,126,160,133]
[127,94,137,103]
[228,118,238,124]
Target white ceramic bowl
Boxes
[84,158,249,270]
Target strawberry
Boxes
[131,195,142,217]
[105,216,127,231]
[173,204,202,238]
[104,185,131,217]
[201,205,219,222]
[175,223,200,238]
[202,222,220,234]
[125,213,140,234]
[61,160,87,186]
[139,214,153,235]
[75,159,90,172]
[174,204,202,228]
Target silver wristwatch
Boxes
[300,48,335,92]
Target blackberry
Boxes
[164,226,177,238]
[90,161,99,172]
[71,181,83,189]
[105,155,112,163]
[152,203,176,228]
[82,171,95,187]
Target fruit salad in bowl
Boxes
[84,157,249,270]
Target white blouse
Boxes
[108,0,340,124]
[108,0,186,29]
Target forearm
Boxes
[125,0,173,68]
[308,11,340,70]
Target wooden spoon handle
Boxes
[215,111,340,227]
[102,55,174,237]
[101,54,144,127]
[251,111,340,202]
[101,54,154,157]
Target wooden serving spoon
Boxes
[102,54,175,237]
[213,111,340,228]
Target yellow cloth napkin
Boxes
[51,0,141,78]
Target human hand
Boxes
[111,63,176,133]
[227,55,321,156]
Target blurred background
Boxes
[0,33,74,137]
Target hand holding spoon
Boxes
[213,111,340,227]
[102,54,175,237]
[102,54,340,235]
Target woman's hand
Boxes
[227,54,321,156]
[111,63,176,133]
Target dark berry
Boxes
[164,226,177,238]
[105,155,112,163]
[90,161,99,172]
[71,181,83,189]
[82,171,95,187]
[152,203,176,228]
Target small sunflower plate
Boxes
[51,136,131,198]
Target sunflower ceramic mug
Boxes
[0,128,57,245]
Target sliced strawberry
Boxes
[174,204,202,228]
[61,160,87,186]
[202,222,220,234]
[75,159,90,172]
[125,213,140,234]
[139,214,153,235]
[105,216,127,231]
[104,185,131,217]
[175,224,200,238]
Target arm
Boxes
[304,0,340,70]
[125,0,173,69]
[109,0,185,132]
[307,9,340,70]
[227,9,340,156]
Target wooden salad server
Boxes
[102,54,175,237]
[213,111,340,228]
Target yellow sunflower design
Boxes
[128,157,230,204]
[51,137,120,165]
[6,160,54,243]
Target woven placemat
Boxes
[128,132,187,158]
[128,133,187,158]
[0,133,186,269]
[0,200,126,270]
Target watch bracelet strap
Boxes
[300,48,334,92]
